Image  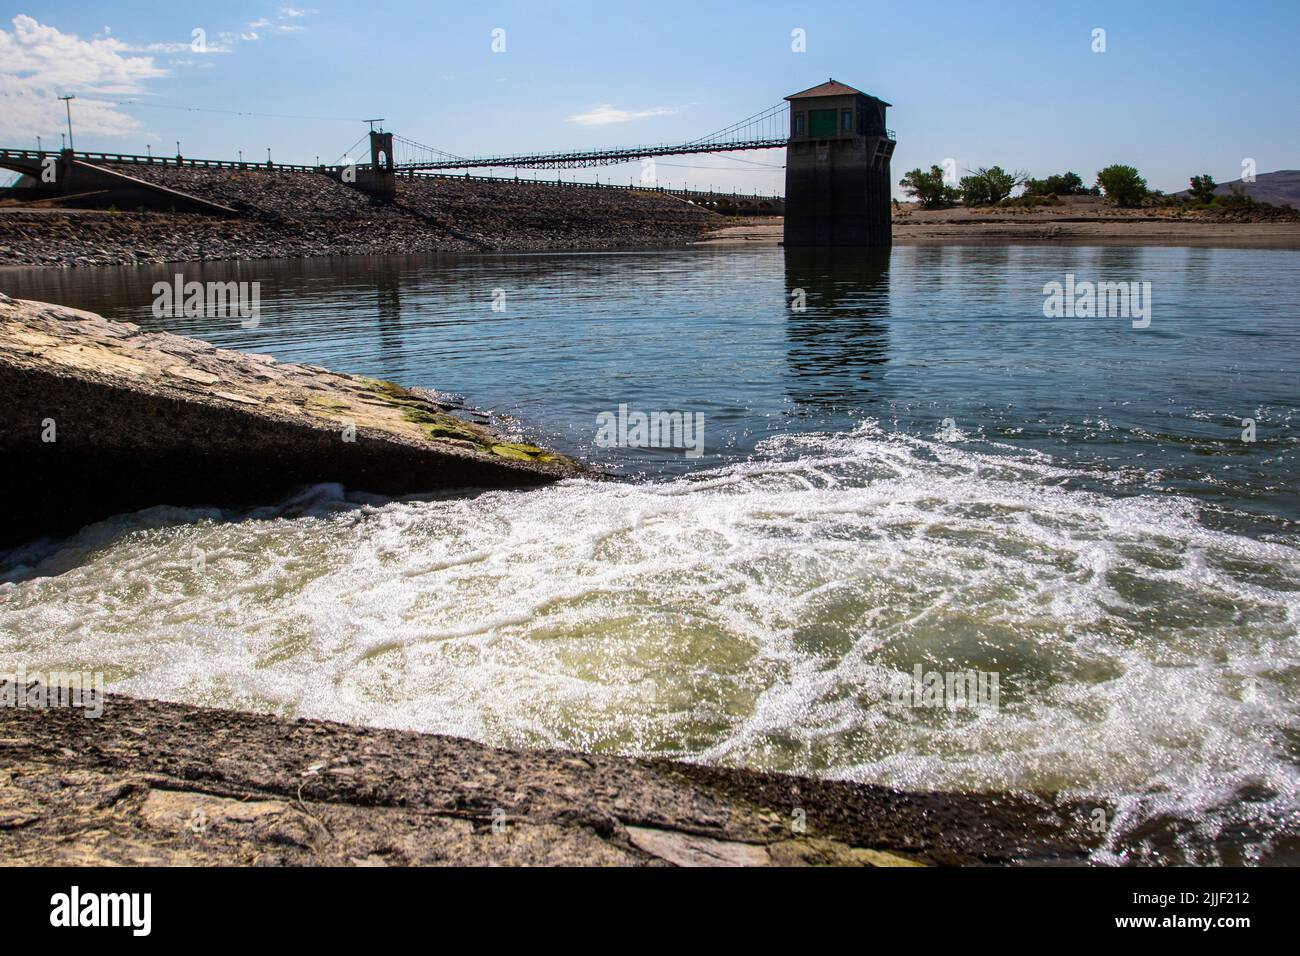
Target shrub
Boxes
[958,166,1022,205]
[1211,184,1256,209]
[1188,174,1217,204]
[1024,172,1089,197]
[1000,193,1059,208]
[898,166,960,208]
[1096,165,1149,207]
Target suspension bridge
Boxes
[0,80,897,244]
[374,101,797,171]
[0,100,797,213]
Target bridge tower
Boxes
[354,128,396,196]
[783,80,895,247]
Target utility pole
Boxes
[58,95,75,152]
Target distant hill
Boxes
[1174,170,1300,208]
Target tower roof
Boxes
[785,79,891,106]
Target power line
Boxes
[79,97,367,123]
[658,152,784,168]
[653,163,782,172]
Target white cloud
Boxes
[243,7,313,40]
[0,9,315,143]
[0,14,167,140]
[567,104,679,126]
[138,40,233,54]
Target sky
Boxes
[2,0,1298,197]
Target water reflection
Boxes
[1,245,1296,526]
[373,260,404,360]
[783,247,891,405]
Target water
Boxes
[2,245,1298,864]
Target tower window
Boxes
[841,110,852,132]
[794,113,805,135]
[809,109,837,137]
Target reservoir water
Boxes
[2,244,1298,864]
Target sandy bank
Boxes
[0,295,584,546]
[701,209,1300,248]
[0,690,1099,866]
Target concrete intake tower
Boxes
[783,80,895,247]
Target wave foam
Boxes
[2,422,1298,863]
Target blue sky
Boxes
[2,0,1297,196]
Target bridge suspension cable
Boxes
[684,102,789,146]
[332,132,369,166]
[390,134,467,167]
[382,102,791,172]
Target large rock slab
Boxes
[0,294,584,545]
[0,691,1100,866]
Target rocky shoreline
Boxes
[0,690,1100,866]
[0,169,718,268]
[8,171,1299,271]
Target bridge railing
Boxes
[0,148,50,161]
[1,147,784,201]
[76,151,325,173]
[0,147,327,174]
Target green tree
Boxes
[899,166,959,208]
[1024,172,1088,197]
[958,166,1022,205]
[1188,173,1217,204]
[1096,165,1149,207]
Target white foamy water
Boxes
[3,423,1298,863]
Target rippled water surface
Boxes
[2,245,1298,864]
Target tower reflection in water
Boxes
[783,248,891,407]
[372,259,405,362]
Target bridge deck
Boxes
[0,148,784,203]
